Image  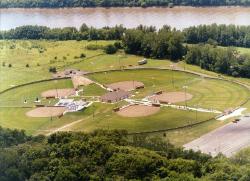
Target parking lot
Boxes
[184,115,250,157]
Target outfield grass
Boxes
[0,79,73,107]
[88,69,249,111]
[0,102,214,135]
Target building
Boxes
[100,90,130,103]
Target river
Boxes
[1,6,250,30]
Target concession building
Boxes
[100,90,130,103]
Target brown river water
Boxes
[1,6,250,30]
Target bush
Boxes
[26,64,29,68]
[80,53,86,58]
[86,44,104,50]
[49,67,57,73]
[104,44,118,54]
[114,41,122,49]
[8,64,12,68]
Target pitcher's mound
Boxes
[26,107,67,118]
[41,89,75,98]
[117,105,160,117]
[108,81,144,91]
[149,92,193,104]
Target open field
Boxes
[0,40,113,92]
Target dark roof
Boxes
[100,90,129,102]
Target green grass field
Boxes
[1,40,250,146]
[0,40,112,92]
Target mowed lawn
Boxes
[0,102,214,135]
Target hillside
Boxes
[2,127,250,180]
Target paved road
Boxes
[184,116,250,157]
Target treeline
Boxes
[4,24,250,48]
[0,126,30,148]
[2,128,250,180]
[185,45,250,78]
[0,24,125,41]
[0,25,185,60]
[2,0,250,8]
[122,26,185,60]
[184,24,250,48]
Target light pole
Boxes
[170,64,175,88]
[183,56,186,71]
[92,104,96,120]
[54,80,59,99]
[183,86,188,108]
[118,55,121,70]
[195,104,199,123]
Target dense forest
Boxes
[184,24,250,48]
[185,45,250,77]
[1,127,250,180]
[2,0,250,8]
[122,26,185,60]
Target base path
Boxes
[26,107,67,118]
[116,104,160,117]
[184,116,250,157]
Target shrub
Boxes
[49,67,57,73]
[104,44,118,54]
[114,41,122,49]
[86,44,104,50]
[80,53,86,58]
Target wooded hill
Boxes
[2,127,250,180]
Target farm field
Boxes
[1,40,250,145]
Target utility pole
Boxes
[183,86,188,108]
[118,55,121,70]
[170,64,174,88]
